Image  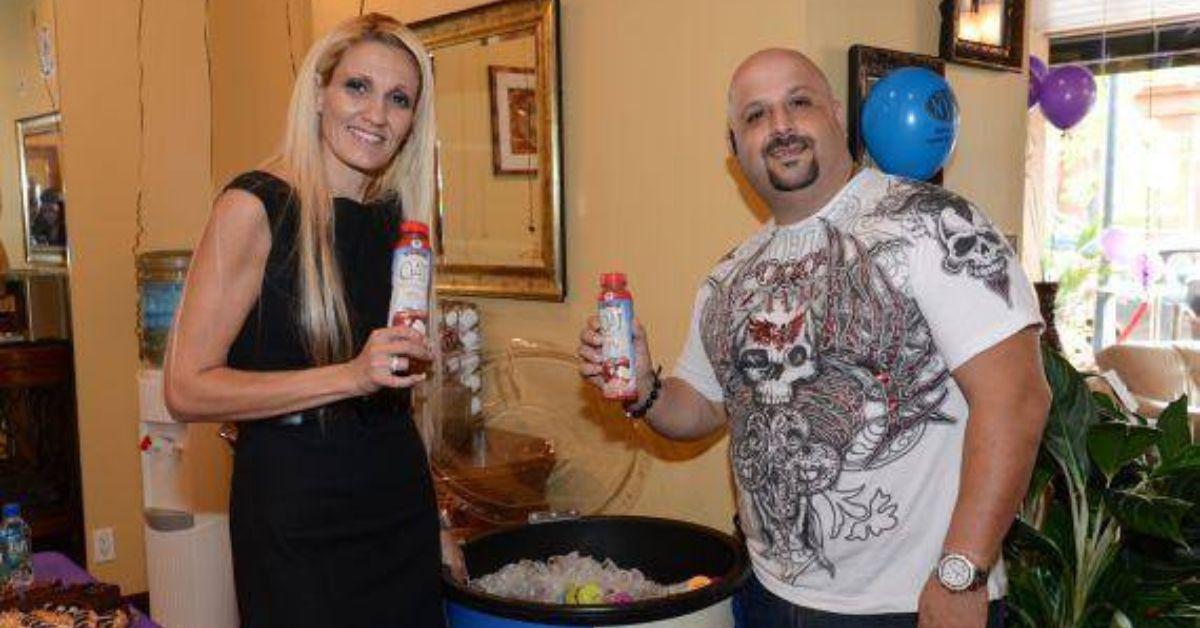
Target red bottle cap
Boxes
[600,272,627,290]
[400,221,430,238]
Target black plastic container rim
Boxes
[442,515,751,626]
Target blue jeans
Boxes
[733,573,1006,628]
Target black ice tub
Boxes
[444,516,750,627]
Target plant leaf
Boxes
[1024,461,1054,514]
[1088,423,1161,480]
[1122,585,1200,627]
[1122,541,1200,585]
[1111,609,1134,628]
[1093,389,1133,422]
[1042,347,1098,481]
[1106,489,1194,545]
[1158,396,1193,462]
[1181,581,1200,603]
[1153,446,1200,479]
[1090,548,1144,612]
[1006,517,1068,571]
[1005,565,1063,628]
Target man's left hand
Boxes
[917,575,988,628]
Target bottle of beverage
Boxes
[0,521,9,586]
[598,273,638,401]
[388,221,433,374]
[1,503,33,592]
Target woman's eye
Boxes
[345,78,368,94]
[390,92,411,108]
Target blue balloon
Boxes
[861,67,960,181]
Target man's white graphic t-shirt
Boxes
[673,168,1042,614]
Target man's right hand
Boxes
[577,315,656,405]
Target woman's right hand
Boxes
[347,325,433,395]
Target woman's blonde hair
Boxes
[269,13,436,365]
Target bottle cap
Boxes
[2,503,18,519]
[400,221,430,238]
[600,272,627,290]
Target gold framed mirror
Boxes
[17,112,67,266]
[414,0,564,301]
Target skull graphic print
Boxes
[674,169,1043,608]
[881,184,1015,305]
[703,219,953,582]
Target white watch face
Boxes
[938,554,975,591]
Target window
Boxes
[1036,20,1200,367]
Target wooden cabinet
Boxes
[0,341,83,565]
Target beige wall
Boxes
[211,0,311,187]
[56,0,217,591]
[0,0,58,270]
[47,0,1031,590]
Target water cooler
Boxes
[138,367,238,628]
[136,250,238,627]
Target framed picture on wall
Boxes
[847,45,946,185]
[488,65,538,175]
[16,112,67,266]
[938,0,1026,72]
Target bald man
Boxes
[578,48,1048,627]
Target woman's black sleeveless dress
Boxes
[223,171,444,628]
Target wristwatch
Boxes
[936,552,989,592]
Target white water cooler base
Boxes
[145,512,239,628]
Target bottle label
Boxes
[599,298,637,399]
[389,244,431,333]
[2,525,31,587]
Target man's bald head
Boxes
[725,48,853,223]
[728,49,836,121]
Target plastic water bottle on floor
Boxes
[0,525,9,586]
[2,503,33,591]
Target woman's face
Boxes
[40,202,62,221]
[318,40,421,184]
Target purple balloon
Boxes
[1131,252,1164,289]
[1028,56,1047,109]
[1099,227,1138,265]
[1040,64,1097,131]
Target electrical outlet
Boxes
[93,527,116,563]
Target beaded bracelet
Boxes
[624,366,663,419]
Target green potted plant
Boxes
[1004,348,1200,627]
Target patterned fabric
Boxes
[673,169,1042,613]
[0,608,129,628]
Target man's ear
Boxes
[833,99,847,134]
[727,128,739,156]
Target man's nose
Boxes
[768,106,794,134]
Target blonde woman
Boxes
[164,14,451,627]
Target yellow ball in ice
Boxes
[575,582,603,604]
